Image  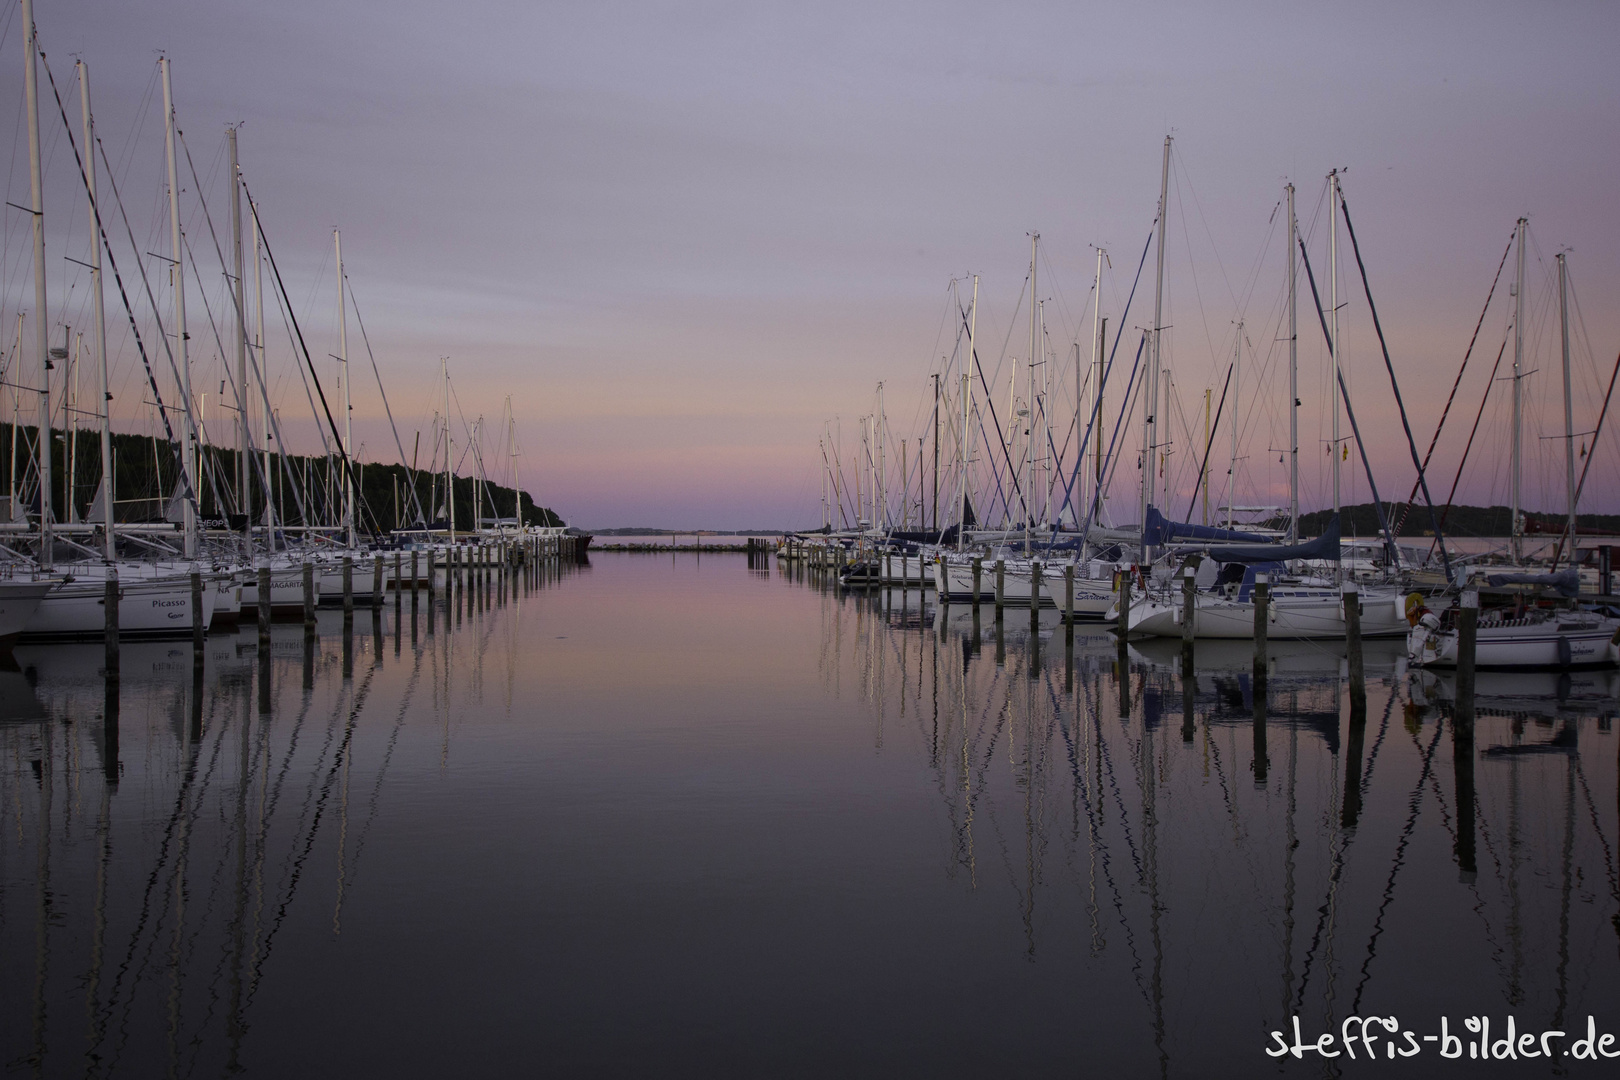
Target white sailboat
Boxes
[1408,246,1619,669]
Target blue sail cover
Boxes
[1142,506,1277,547]
[1207,514,1341,564]
[1485,568,1580,598]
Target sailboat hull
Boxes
[0,581,56,647]
[1408,615,1618,669]
[1125,586,1409,640]
[22,576,216,642]
[934,557,1117,616]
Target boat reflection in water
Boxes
[825,570,1620,1073]
[1,553,1616,1075]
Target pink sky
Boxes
[7,0,1617,529]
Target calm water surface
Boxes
[2,553,1618,1077]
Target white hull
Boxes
[0,580,57,647]
[211,574,244,626]
[240,567,317,616]
[1408,613,1618,668]
[934,557,1117,616]
[1125,585,1410,640]
[23,575,216,642]
[315,558,394,605]
[876,553,934,586]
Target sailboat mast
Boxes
[1201,389,1210,526]
[444,357,454,541]
[22,0,52,569]
[1286,183,1299,546]
[68,334,79,523]
[1027,232,1038,551]
[876,383,886,529]
[230,127,249,557]
[1328,169,1341,530]
[1087,247,1104,521]
[79,62,115,564]
[161,58,196,559]
[252,201,275,549]
[336,229,353,548]
[9,315,19,524]
[1511,216,1527,563]
[958,276,977,551]
[1228,322,1241,532]
[1558,252,1576,564]
[932,373,939,533]
[1143,136,1171,558]
[1039,298,1049,529]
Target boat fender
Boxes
[1404,592,1430,628]
[1557,636,1573,666]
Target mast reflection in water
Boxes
[1,552,1616,1075]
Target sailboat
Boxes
[1119,173,1418,641]
[1408,246,1619,669]
[9,33,206,640]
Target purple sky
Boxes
[6,0,1618,529]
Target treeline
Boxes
[1297,502,1620,538]
[0,423,563,532]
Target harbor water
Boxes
[2,551,1617,1075]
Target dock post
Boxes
[1344,584,1365,712]
[302,561,316,631]
[994,559,1005,622]
[1252,573,1269,682]
[971,557,982,612]
[191,571,205,653]
[373,556,384,609]
[1180,565,1196,648]
[1116,570,1131,640]
[1064,564,1075,650]
[411,550,420,597]
[104,571,120,677]
[342,556,354,622]
[1456,589,1478,729]
[258,566,272,639]
[1030,560,1042,629]
[394,553,403,613]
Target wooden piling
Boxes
[1116,569,1131,639]
[994,559,1005,622]
[1030,560,1042,628]
[1344,583,1365,711]
[1252,573,1269,679]
[1180,565,1196,647]
[372,555,384,609]
[342,556,354,619]
[1456,589,1478,730]
[302,561,316,630]
[191,571,205,652]
[394,553,403,611]
[104,572,119,676]
[1064,564,1074,627]
[972,557,982,611]
[258,566,272,637]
